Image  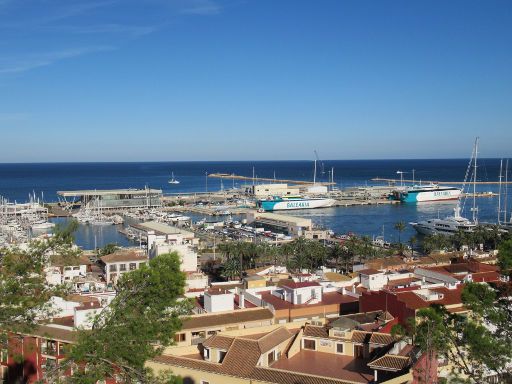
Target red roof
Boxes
[358,268,382,275]
[282,281,321,289]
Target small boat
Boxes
[31,221,56,230]
[168,172,180,184]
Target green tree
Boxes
[412,283,512,383]
[409,236,417,258]
[0,221,80,346]
[65,252,190,383]
[497,238,512,276]
[394,221,406,254]
[97,243,119,257]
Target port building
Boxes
[57,188,163,211]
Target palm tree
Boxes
[394,221,406,253]
[329,243,344,273]
[409,236,417,257]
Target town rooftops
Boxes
[358,268,382,276]
[280,280,321,289]
[244,274,266,281]
[100,251,148,264]
[180,307,273,330]
[368,355,410,371]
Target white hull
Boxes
[414,189,461,202]
[262,198,336,211]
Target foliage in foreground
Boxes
[62,252,192,384]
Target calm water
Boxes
[2,159,510,248]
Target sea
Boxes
[1,159,510,250]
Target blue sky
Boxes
[0,0,511,162]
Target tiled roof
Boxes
[282,280,321,289]
[29,325,77,343]
[358,268,382,275]
[303,325,330,339]
[100,251,148,264]
[350,331,371,344]
[257,327,293,353]
[369,333,395,345]
[221,338,262,377]
[202,335,234,350]
[181,308,273,330]
[250,367,358,384]
[368,355,409,371]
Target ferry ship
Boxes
[392,184,461,203]
[257,195,335,211]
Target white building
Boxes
[45,255,91,286]
[203,289,234,313]
[251,184,300,198]
[99,251,148,285]
[277,281,323,305]
[359,269,387,291]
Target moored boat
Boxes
[257,195,335,211]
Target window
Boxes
[109,264,117,272]
[200,381,210,384]
[59,343,67,355]
[1,349,8,363]
[119,264,127,272]
[174,333,186,342]
[64,267,72,271]
[267,350,276,365]
[218,350,227,363]
[41,340,58,356]
[139,262,146,267]
[129,263,137,271]
[303,339,316,350]
[336,343,344,354]
[73,266,80,271]
[203,348,210,360]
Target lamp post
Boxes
[396,170,406,186]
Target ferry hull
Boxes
[400,189,461,203]
[260,198,335,211]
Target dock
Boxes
[208,173,334,186]
[372,178,512,185]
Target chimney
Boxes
[239,292,245,309]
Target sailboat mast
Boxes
[472,137,479,224]
[498,159,503,225]
[313,159,317,185]
[505,159,509,224]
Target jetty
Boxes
[372,178,512,185]
[208,173,334,186]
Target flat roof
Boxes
[57,188,162,197]
[250,211,312,227]
[136,221,195,238]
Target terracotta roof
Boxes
[368,355,409,371]
[303,325,330,339]
[202,335,234,350]
[350,331,371,344]
[181,308,273,330]
[256,327,293,353]
[29,325,77,343]
[100,251,148,264]
[369,333,395,345]
[219,338,263,377]
[358,268,382,275]
[250,367,357,384]
[282,280,321,289]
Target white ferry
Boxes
[257,195,335,211]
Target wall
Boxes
[204,293,234,313]
[146,361,249,384]
[359,291,416,326]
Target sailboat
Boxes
[168,172,180,185]
[411,138,479,236]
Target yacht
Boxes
[410,137,480,236]
[168,172,180,185]
[410,206,476,235]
